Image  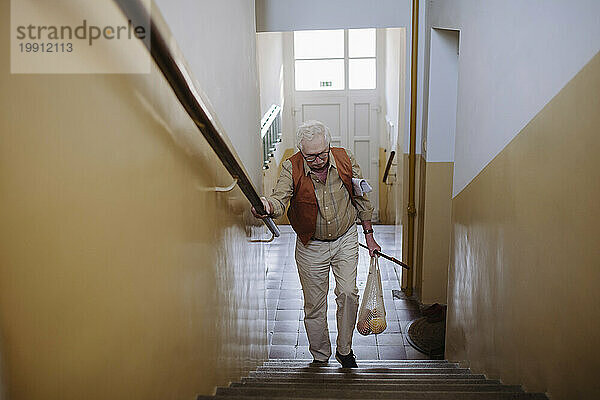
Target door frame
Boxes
[287,29,383,219]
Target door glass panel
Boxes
[349,58,376,89]
[295,59,344,91]
[349,28,376,58]
[294,29,344,59]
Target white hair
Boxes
[296,120,332,152]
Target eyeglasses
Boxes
[302,147,330,162]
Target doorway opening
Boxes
[256,28,406,226]
[257,26,413,359]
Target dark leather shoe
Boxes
[335,350,358,368]
[310,359,328,366]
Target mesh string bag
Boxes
[356,256,387,335]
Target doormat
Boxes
[406,317,445,359]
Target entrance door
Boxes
[294,92,348,148]
[291,29,380,219]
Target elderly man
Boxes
[252,120,380,368]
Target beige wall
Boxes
[400,158,455,306]
[401,153,425,295]
[414,155,426,300]
[421,162,452,304]
[0,347,4,400]
[400,153,409,289]
[0,2,267,400]
[447,52,600,399]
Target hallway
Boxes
[265,225,431,361]
[1,1,598,399]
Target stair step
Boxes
[197,359,548,399]
[257,366,468,373]
[229,382,520,392]
[217,385,524,396]
[266,359,449,364]
[261,362,459,369]
[249,371,484,380]
[201,391,548,399]
[242,377,497,385]
[265,359,450,363]
[252,367,472,375]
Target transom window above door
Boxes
[294,28,376,91]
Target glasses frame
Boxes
[302,146,330,162]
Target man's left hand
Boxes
[365,234,381,258]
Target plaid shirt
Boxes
[267,149,374,240]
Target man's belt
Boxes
[310,225,355,242]
[310,236,337,242]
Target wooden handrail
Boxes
[113,0,279,238]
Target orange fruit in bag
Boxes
[369,317,386,334]
[357,319,372,336]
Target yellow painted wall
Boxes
[400,156,452,304]
[400,154,409,289]
[414,155,427,300]
[0,2,267,400]
[421,162,452,304]
[392,148,404,254]
[447,52,600,399]
[401,153,425,294]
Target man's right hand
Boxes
[251,197,272,219]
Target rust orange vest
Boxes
[287,147,354,245]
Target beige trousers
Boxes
[295,226,359,361]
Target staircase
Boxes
[198,359,549,399]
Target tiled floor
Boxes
[265,225,432,361]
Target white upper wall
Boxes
[427,0,600,196]
[154,0,262,188]
[256,32,284,117]
[384,28,403,152]
[256,0,411,32]
[425,29,459,163]
[257,32,292,167]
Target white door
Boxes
[293,93,379,219]
[285,29,382,220]
[290,28,380,219]
[348,93,379,214]
[294,92,348,149]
